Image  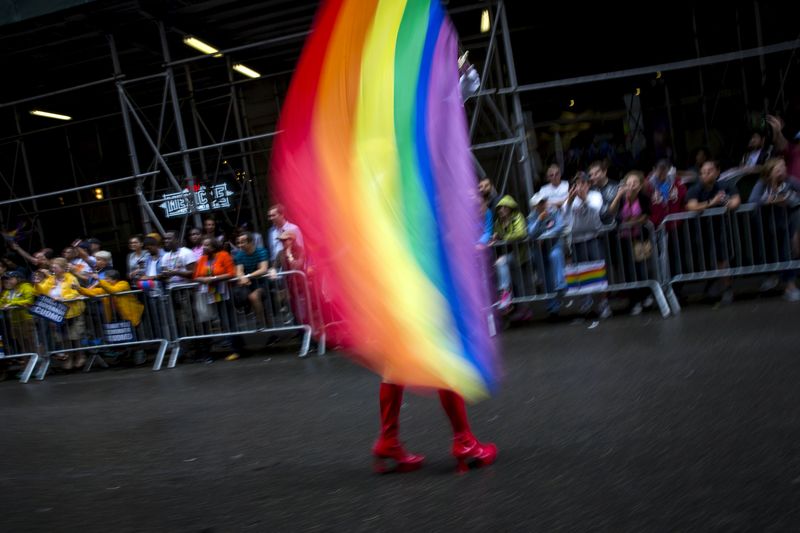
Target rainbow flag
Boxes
[565,260,608,295]
[271,0,499,400]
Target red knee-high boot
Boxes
[438,389,497,472]
[372,382,424,473]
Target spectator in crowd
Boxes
[267,204,304,263]
[62,245,91,285]
[86,237,102,257]
[270,230,308,325]
[7,242,53,273]
[648,159,688,279]
[647,159,687,228]
[588,159,620,224]
[677,146,710,185]
[491,195,527,311]
[73,269,147,365]
[611,170,654,315]
[564,173,611,318]
[72,238,100,270]
[160,231,197,339]
[33,257,86,370]
[0,269,34,307]
[159,231,197,290]
[126,234,147,281]
[527,192,567,316]
[686,160,741,304]
[740,129,772,171]
[0,269,36,357]
[234,232,270,327]
[767,114,800,184]
[188,228,204,262]
[202,217,225,249]
[133,236,164,295]
[193,237,237,361]
[748,157,800,302]
[238,221,264,249]
[537,164,569,208]
[731,128,775,200]
[94,251,112,279]
[458,50,480,101]
[477,178,499,246]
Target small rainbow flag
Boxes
[271,0,499,400]
[565,260,608,295]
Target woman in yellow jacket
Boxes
[33,257,87,370]
[74,269,144,326]
[0,270,37,358]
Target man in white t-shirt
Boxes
[535,164,569,208]
[267,204,304,262]
[159,231,197,289]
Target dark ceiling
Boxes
[3,1,798,102]
[1,1,799,151]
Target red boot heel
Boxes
[372,383,424,473]
[372,442,425,474]
[453,439,498,473]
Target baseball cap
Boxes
[529,191,547,207]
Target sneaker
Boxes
[760,275,780,292]
[598,300,612,319]
[133,350,146,365]
[720,288,734,305]
[783,287,800,302]
[642,295,654,308]
[630,303,643,316]
[498,290,512,310]
[578,295,594,314]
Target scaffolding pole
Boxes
[159,21,201,230]
[109,34,152,234]
[498,0,533,200]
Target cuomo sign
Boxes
[158,183,235,218]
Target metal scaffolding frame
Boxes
[1,0,798,251]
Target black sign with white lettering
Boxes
[103,321,135,344]
[158,183,235,218]
[29,296,68,324]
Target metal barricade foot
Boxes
[167,345,181,368]
[647,281,671,318]
[298,326,312,358]
[316,332,327,356]
[35,356,50,381]
[665,286,682,315]
[19,354,39,384]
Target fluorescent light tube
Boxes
[232,63,261,79]
[183,36,220,55]
[30,110,72,120]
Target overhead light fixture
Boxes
[480,9,490,33]
[655,71,662,79]
[183,36,222,57]
[634,87,641,96]
[232,63,261,79]
[29,109,72,121]
[568,99,575,108]
[94,188,104,200]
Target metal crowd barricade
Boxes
[0,306,40,383]
[659,203,800,291]
[164,269,325,368]
[35,290,170,379]
[491,220,672,318]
